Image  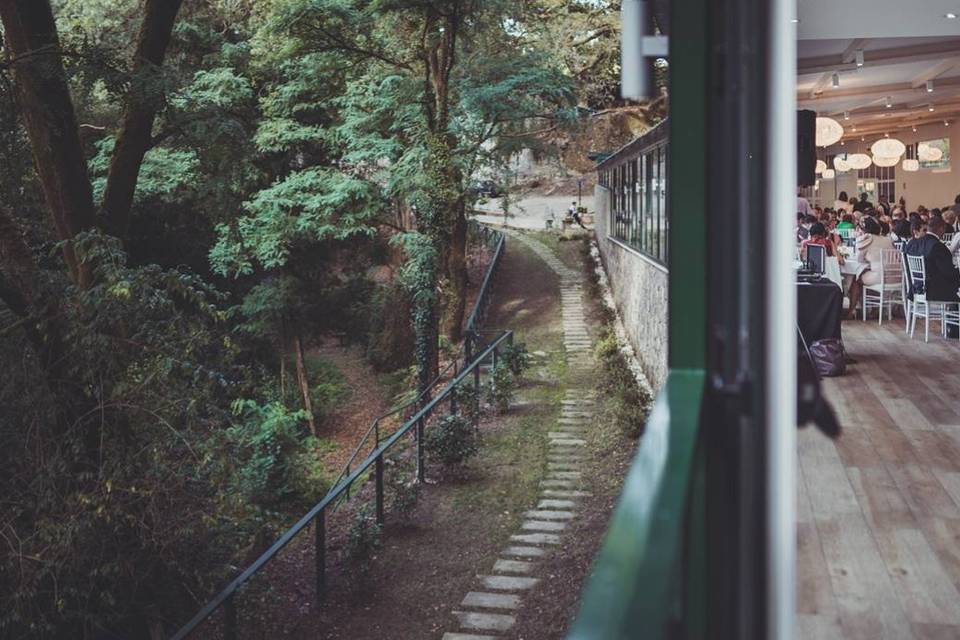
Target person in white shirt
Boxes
[833,191,852,215]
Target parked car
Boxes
[468,180,504,198]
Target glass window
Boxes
[604,140,669,265]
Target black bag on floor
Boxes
[808,338,846,377]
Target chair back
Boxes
[879,249,903,285]
[892,239,905,251]
[837,228,854,240]
[906,254,927,298]
[944,232,955,244]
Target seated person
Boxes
[904,216,960,304]
[891,219,912,244]
[836,214,855,230]
[847,217,896,318]
[796,212,809,242]
[801,222,843,264]
[944,210,957,234]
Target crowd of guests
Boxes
[797,190,960,323]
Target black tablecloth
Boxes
[797,280,843,344]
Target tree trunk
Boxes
[0,0,97,287]
[293,334,317,436]
[100,0,184,240]
[446,199,469,341]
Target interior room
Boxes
[795,3,960,638]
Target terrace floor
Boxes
[798,318,960,640]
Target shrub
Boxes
[226,400,330,510]
[425,414,479,465]
[485,363,517,413]
[595,329,653,438]
[345,504,382,578]
[499,342,531,377]
[453,382,482,423]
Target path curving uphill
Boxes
[443,230,596,640]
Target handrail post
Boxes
[315,510,326,602]
[224,594,237,640]
[450,384,458,416]
[416,413,426,482]
[375,454,385,525]
[492,346,499,370]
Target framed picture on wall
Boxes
[917,137,950,170]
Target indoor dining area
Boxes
[794,9,960,638]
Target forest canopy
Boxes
[0,0,624,637]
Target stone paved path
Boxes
[443,231,594,640]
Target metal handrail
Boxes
[170,222,508,640]
[326,222,505,497]
[171,330,515,640]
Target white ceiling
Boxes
[798,0,960,39]
[797,3,960,140]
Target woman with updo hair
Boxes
[847,216,896,319]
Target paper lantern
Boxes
[815,159,827,174]
[919,145,943,162]
[822,169,836,179]
[815,117,844,147]
[872,155,899,167]
[833,155,851,172]
[870,138,906,158]
[846,153,872,170]
[902,159,920,172]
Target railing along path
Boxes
[171,221,506,639]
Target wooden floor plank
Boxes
[799,317,960,639]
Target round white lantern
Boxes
[815,159,827,174]
[872,155,899,167]
[815,117,844,147]
[902,158,920,172]
[870,138,906,158]
[833,155,851,172]
[822,168,836,179]
[847,153,872,170]
[919,145,943,162]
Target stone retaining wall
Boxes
[593,185,669,390]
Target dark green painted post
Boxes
[224,595,237,640]
[315,510,326,601]
[375,454,385,524]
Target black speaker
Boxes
[797,110,816,187]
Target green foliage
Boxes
[425,414,479,466]
[453,382,482,424]
[485,362,518,414]
[344,503,382,578]
[500,342,531,377]
[210,168,380,276]
[225,399,329,509]
[89,136,201,204]
[595,329,653,439]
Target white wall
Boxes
[818,121,960,210]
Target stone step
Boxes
[538,499,577,509]
[462,591,521,610]
[493,559,536,574]
[502,545,545,558]
[547,471,583,479]
[540,479,577,489]
[522,520,567,532]
[478,574,540,590]
[510,532,561,545]
[524,509,575,520]
[550,439,586,446]
[548,431,586,439]
[542,489,593,499]
[453,610,515,632]
[442,633,499,640]
[561,399,595,405]
[547,463,581,471]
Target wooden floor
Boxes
[798,318,960,640]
